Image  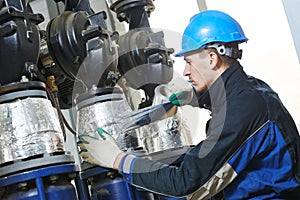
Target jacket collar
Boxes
[196,61,247,112]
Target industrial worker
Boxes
[79,10,300,199]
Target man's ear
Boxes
[208,51,219,70]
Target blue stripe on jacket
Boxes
[225,121,299,199]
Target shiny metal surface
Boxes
[76,96,141,150]
[77,85,192,153]
[139,107,192,154]
[105,0,118,7]
[0,97,64,164]
[140,84,192,153]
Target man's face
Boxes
[183,50,219,93]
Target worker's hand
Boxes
[169,90,192,106]
[78,128,123,169]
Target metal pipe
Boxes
[36,177,47,200]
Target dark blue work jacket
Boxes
[119,61,300,199]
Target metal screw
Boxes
[17,182,28,190]
[49,175,59,183]
[20,76,29,82]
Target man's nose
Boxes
[183,64,191,76]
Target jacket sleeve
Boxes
[119,91,268,198]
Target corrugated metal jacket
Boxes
[119,61,300,199]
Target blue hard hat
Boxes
[175,10,248,57]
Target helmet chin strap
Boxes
[205,43,243,59]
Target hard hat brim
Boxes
[174,48,198,57]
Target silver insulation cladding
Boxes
[0,98,65,164]
[77,91,192,154]
[139,107,192,154]
[76,98,141,150]
[141,84,192,154]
